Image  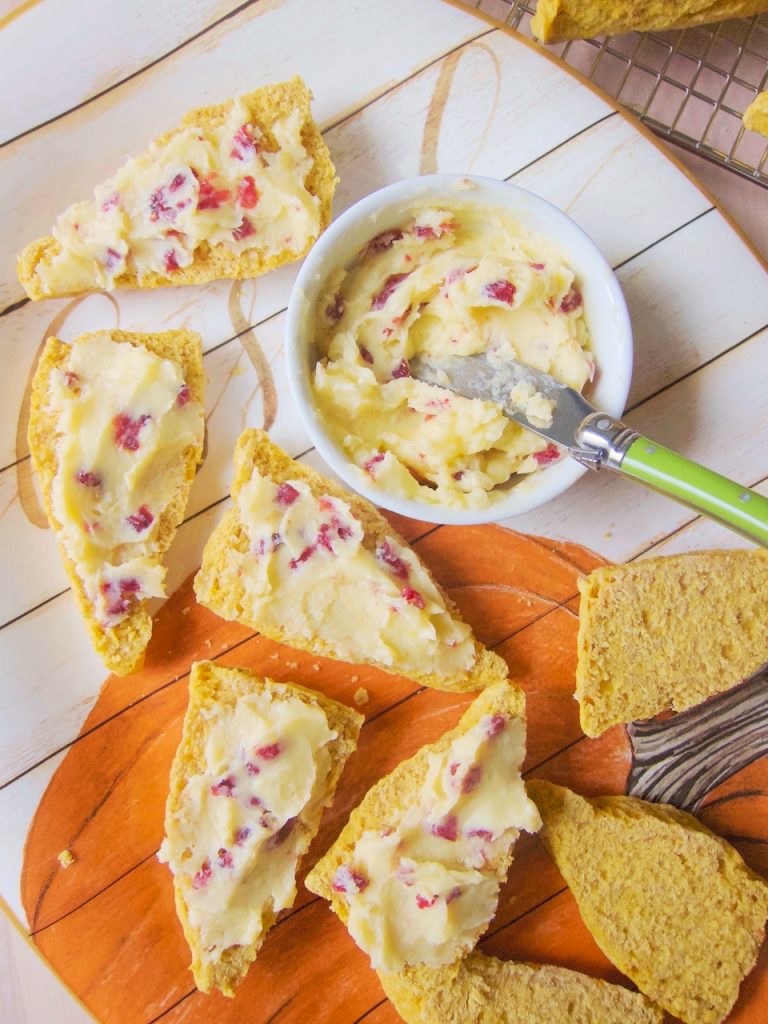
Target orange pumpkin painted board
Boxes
[2,0,768,1021]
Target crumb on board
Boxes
[269,653,279,660]
[312,663,321,672]
[181,606,191,616]
[353,687,369,706]
[58,849,75,869]
[286,661,299,670]
[350,674,359,684]
[204,639,213,648]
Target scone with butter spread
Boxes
[312,204,593,509]
[576,550,768,736]
[18,76,336,299]
[744,92,768,137]
[305,681,540,972]
[159,661,363,997]
[28,329,205,675]
[529,780,768,1024]
[379,951,663,1024]
[531,1,768,43]
[194,429,508,692]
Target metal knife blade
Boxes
[409,352,598,462]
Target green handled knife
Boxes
[410,352,768,548]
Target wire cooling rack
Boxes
[461,0,768,187]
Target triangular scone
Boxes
[744,92,768,137]
[28,329,205,675]
[194,429,508,692]
[528,780,768,1024]
[305,682,541,972]
[576,550,768,736]
[159,661,363,997]
[18,76,336,299]
[379,951,663,1024]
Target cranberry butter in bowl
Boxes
[285,175,633,525]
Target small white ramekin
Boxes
[285,174,633,526]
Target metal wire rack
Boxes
[462,0,768,187]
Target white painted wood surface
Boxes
[0,0,766,1020]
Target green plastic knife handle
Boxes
[621,437,768,548]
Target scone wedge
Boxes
[194,429,508,692]
[379,951,663,1024]
[159,661,363,996]
[744,92,768,137]
[306,681,541,972]
[529,780,768,1024]
[18,76,336,299]
[28,329,205,675]
[576,549,768,736]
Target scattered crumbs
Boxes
[312,663,321,672]
[181,606,191,616]
[353,687,369,707]
[350,675,359,684]
[58,849,75,869]
[204,639,213,649]
[269,652,279,660]
[220,643,228,650]
[604,530,613,539]
[286,661,299,670]
[231,365,246,377]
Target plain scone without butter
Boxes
[161,661,363,997]
[379,951,663,1024]
[529,779,768,1024]
[575,549,768,736]
[194,429,509,693]
[17,76,336,299]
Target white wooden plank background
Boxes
[0,0,766,1021]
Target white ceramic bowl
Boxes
[285,174,633,525]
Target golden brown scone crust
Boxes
[194,429,509,693]
[165,661,363,996]
[18,76,336,299]
[27,329,205,675]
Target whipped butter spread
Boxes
[312,204,593,509]
[37,103,321,295]
[49,333,204,626]
[159,689,337,959]
[233,469,475,677]
[330,712,541,971]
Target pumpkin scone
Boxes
[531,1,768,43]
[529,780,768,1024]
[28,329,205,675]
[194,429,509,692]
[575,549,768,737]
[379,951,663,1024]
[158,661,363,997]
[305,681,540,972]
[744,92,768,137]
[18,76,336,299]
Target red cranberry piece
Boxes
[289,545,315,569]
[255,743,282,760]
[275,483,300,506]
[560,287,582,313]
[461,763,483,794]
[169,173,186,192]
[485,713,507,738]
[359,345,374,365]
[113,413,150,452]
[101,192,120,211]
[211,774,236,797]
[232,216,255,241]
[104,247,122,270]
[372,273,410,310]
[413,224,437,239]
[177,383,190,407]
[415,893,438,909]
[529,262,545,271]
[363,452,385,477]
[100,578,141,617]
[402,586,425,609]
[230,124,257,161]
[449,761,460,777]
[237,175,259,209]
[483,279,516,305]
[121,578,141,593]
[234,827,251,846]
[326,293,345,321]
[452,470,464,481]
[126,504,154,533]
[331,865,369,894]
[76,470,102,487]
[376,541,409,580]
[149,189,175,222]
[446,886,463,903]
[392,358,410,379]
[467,828,494,842]
[192,858,212,889]
[265,817,296,851]
[316,523,335,552]
[217,847,234,869]
[64,371,81,391]
[197,177,232,211]
[429,815,458,842]
[532,443,561,467]
[163,249,180,273]
[249,795,263,808]
[363,229,403,257]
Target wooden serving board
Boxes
[1,0,767,1021]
